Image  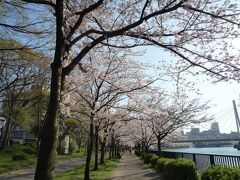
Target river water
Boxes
[164,146,240,156]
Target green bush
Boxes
[69,138,78,154]
[140,152,146,160]
[22,144,36,155]
[201,165,240,180]
[141,153,152,164]
[135,151,141,156]
[4,143,36,155]
[164,158,197,180]
[156,158,173,174]
[150,154,159,168]
[12,153,27,161]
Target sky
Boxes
[132,40,240,134]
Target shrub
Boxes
[150,154,159,168]
[164,158,198,180]
[142,153,152,164]
[140,152,146,160]
[12,153,27,161]
[135,151,141,156]
[201,165,240,180]
[69,138,78,154]
[156,158,173,174]
[22,144,36,155]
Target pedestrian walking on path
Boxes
[107,154,161,180]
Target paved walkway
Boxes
[107,154,162,180]
[0,157,85,180]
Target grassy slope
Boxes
[55,158,119,180]
[0,144,85,174]
[57,149,86,161]
[0,144,36,174]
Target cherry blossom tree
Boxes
[127,89,211,155]
[127,118,156,153]
[61,49,155,179]
[2,1,240,179]
[0,40,49,151]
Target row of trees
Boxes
[1,0,240,180]
[59,47,212,179]
[0,38,210,179]
[0,39,50,152]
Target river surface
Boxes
[164,146,240,156]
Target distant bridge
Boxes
[172,100,240,144]
[172,138,240,143]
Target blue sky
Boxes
[132,41,240,134]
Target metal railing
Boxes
[154,150,240,172]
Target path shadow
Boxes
[143,171,162,180]
[106,171,147,179]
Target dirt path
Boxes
[107,154,162,180]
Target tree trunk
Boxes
[77,136,82,151]
[157,136,162,156]
[34,2,65,179]
[114,143,117,156]
[34,63,62,179]
[36,128,41,157]
[141,140,144,153]
[57,135,64,154]
[111,139,115,158]
[84,122,94,180]
[0,125,3,147]
[145,146,149,154]
[100,136,106,164]
[109,136,113,159]
[94,126,99,170]
[109,143,112,159]
[36,89,42,157]
[0,121,12,152]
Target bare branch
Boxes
[21,0,56,8]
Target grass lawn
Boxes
[0,144,36,174]
[0,144,85,174]
[55,158,119,180]
[57,149,86,161]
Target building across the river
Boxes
[185,122,240,147]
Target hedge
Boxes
[201,165,240,180]
[69,138,78,154]
[156,158,173,174]
[135,151,141,157]
[164,158,198,180]
[12,153,27,161]
[150,154,159,168]
[141,153,152,164]
[138,152,198,180]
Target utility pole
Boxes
[232,100,240,133]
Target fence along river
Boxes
[160,147,240,172]
[156,101,240,171]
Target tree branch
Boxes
[21,0,56,8]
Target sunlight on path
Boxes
[107,154,162,180]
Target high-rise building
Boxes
[211,122,220,133]
[190,128,200,134]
